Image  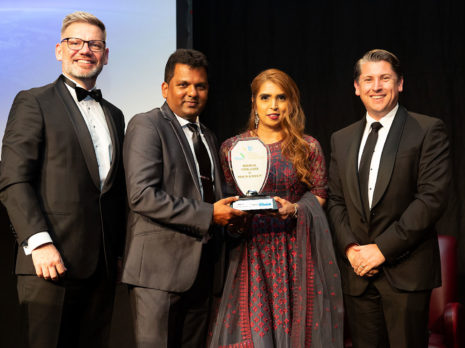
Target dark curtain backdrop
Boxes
[187,0,465,301]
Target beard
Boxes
[63,61,104,82]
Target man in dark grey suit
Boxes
[0,11,126,348]
[327,49,451,347]
[122,49,246,348]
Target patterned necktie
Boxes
[359,121,383,220]
[186,123,215,203]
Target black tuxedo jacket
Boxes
[122,103,225,293]
[327,106,451,295]
[0,75,126,279]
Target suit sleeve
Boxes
[327,133,359,256]
[0,91,49,245]
[123,114,213,238]
[375,119,451,260]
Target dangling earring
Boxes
[254,111,259,129]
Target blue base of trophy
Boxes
[231,195,278,212]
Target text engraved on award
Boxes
[229,138,269,196]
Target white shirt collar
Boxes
[365,104,399,129]
[63,75,97,91]
[174,113,200,127]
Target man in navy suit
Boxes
[0,11,126,348]
[327,49,451,347]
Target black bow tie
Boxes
[75,87,102,102]
[62,75,102,102]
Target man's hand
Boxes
[346,244,361,268]
[213,196,247,226]
[31,243,67,281]
[353,244,385,277]
[346,244,381,277]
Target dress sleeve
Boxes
[306,136,328,199]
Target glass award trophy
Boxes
[229,138,278,212]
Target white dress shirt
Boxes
[358,104,398,209]
[174,114,215,199]
[23,78,113,255]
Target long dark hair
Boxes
[248,68,314,188]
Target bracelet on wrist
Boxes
[292,203,298,218]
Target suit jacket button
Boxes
[360,218,366,223]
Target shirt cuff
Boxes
[23,232,53,255]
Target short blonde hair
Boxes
[61,11,106,40]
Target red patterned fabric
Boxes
[210,133,343,348]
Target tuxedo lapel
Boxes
[101,101,120,194]
[54,76,100,190]
[160,103,202,196]
[345,119,366,218]
[372,106,407,209]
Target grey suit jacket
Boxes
[0,75,126,279]
[122,103,224,293]
[327,106,451,295]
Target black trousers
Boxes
[344,273,432,348]
[129,243,215,348]
[17,257,115,348]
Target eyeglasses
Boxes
[61,38,106,52]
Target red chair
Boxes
[428,235,464,348]
[344,235,464,348]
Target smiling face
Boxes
[254,80,288,132]
[162,63,209,122]
[55,22,108,89]
[354,60,403,120]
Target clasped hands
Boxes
[346,243,386,277]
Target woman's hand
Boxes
[273,196,298,220]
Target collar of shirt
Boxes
[359,104,398,166]
[63,76,112,189]
[173,115,214,243]
[173,112,215,196]
[364,104,398,133]
[63,76,99,103]
[359,104,399,208]
[174,113,200,129]
[174,113,211,162]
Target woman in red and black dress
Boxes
[210,69,343,348]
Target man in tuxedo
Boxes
[122,48,246,347]
[0,12,126,348]
[327,49,451,347]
